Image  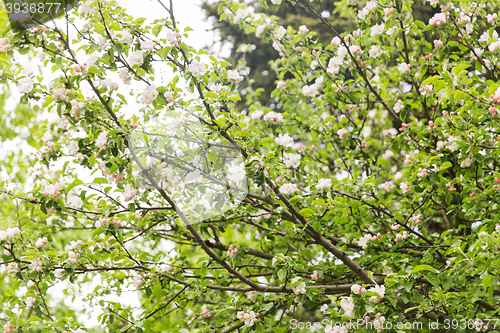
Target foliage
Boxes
[1,0,500,332]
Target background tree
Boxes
[200,0,438,112]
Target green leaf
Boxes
[277,269,287,281]
[412,265,439,274]
[152,25,162,37]
[66,179,83,193]
[483,274,492,290]
[425,272,440,288]
[440,161,452,170]
[93,177,108,184]
[422,75,440,85]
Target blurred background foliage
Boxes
[200,0,438,111]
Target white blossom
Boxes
[17,78,33,94]
[370,23,384,37]
[283,153,301,168]
[128,51,144,66]
[188,61,207,77]
[275,133,294,146]
[280,183,298,194]
[317,178,332,190]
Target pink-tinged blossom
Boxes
[0,38,7,46]
[461,156,474,168]
[141,41,155,51]
[369,45,383,58]
[66,194,83,209]
[298,25,309,34]
[3,323,16,333]
[7,262,19,275]
[117,31,132,45]
[283,153,301,168]
[280,183,298,194]
[0,227,21,241]
[140,84,159,104]
[67,141,79,157]
[393,100,404,113]
[429,13,446,26]
[96,132,108,149]
[275,133,294,146]
[317,178,332,190]
[43,184,60,197]
[369,284,385,301]
[38,51,47,61]
[434,40,444,49]
[35,237,48,248]
[447,136,459,152]
[52,88,69,100]
[264,111,285,123]
[358,7,369,20]
[79,2,95,15]
[188,61,207,77]
[25,297,36,311]
[227,244,240,258]
[200,308,211,318]
[67,251,80,263]
[276,80,287,89]
[42,132,53,143]
[166,31,182,44]
[164,91,174,102]
[28,258,42,272]
[101,79,119,90]
[419,84,433,96]
[291,276,307,294]
[237,310,258,326]
[119,68,131,84]
[133,275,143,289]
[327,56,343,74]
[293,142,306,151]
[351,284,367,295]
[340,297,355,317]
[227,69,243,82]
[84,54,99,69]
[349,45,361,55]
[251,110,264,120]
[400,182,410,193]
[330,36,341,46]
[487,13,498,23]
[386,26,399,37]
[370,23,384,37]
[302,76,324,97]
[128,51,144,66]
[311,270,319,281]
[17,78,33,94]
[395,231,409,243]
[337,128,349,139]
[398,62,411,74]
[68,240,84,250]
[123,185,138,202]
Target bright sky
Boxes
[58,0,223,327]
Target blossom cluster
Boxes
[237,310,259,326]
